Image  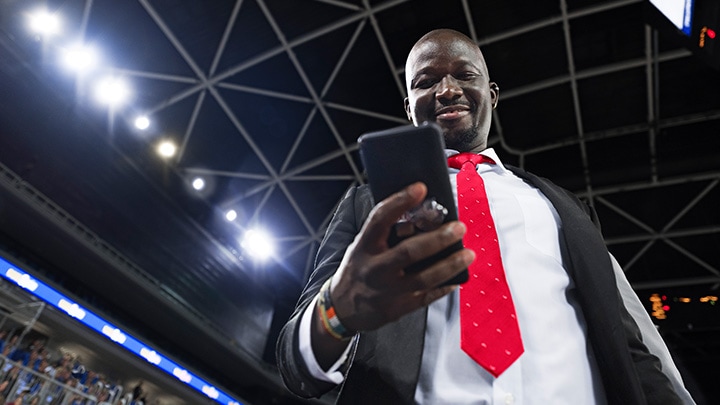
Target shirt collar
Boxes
[445,148,505,168]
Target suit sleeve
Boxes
[611,254,696,404]
[275,185,371,398]
[577,195,686,404]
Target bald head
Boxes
[403,29,498,153]
[405,29,486,80]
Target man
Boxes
[277,29,692,404]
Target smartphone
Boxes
[358,123,468,286]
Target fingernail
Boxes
[465,249,476,264]
[407,182,425,198]
[453,222,467,237]
[446,222,465,237]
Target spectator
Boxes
[2,334,18,358]
[0,330,8,352]
[6,386,30,405]
[131,380,144,401]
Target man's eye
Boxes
[458,72,478,80]
[415,79,435,89]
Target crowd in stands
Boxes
[0,329,152,405]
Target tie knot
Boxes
[447,152,495,169]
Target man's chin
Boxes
[442,125,481,152]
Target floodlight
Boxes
[191,177,205,191]
[134,115,150,130]
[94,76,130,107]
[182,172,215,197]
[241,228,275,260]
[156,140,177,158]
[225,210,237,222]
[28,10,61,36]
[62,44,98,72]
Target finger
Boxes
[381,221,466,271]
[403,248,475,292]
[358,182,427,250]
[384,284,458,320]
[413,284,459,307]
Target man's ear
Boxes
[404,97,412,121]
[489,82,499,109]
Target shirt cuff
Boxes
[298,294,354,384]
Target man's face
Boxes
[404,32,497,153]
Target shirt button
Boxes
[505,394,515,405]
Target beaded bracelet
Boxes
[317,278,356,341]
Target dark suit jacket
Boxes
[276,166,682,405]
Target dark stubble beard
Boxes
[443,123,482,152]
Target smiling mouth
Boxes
[435,105,470,121]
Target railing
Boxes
[0,354,123,405]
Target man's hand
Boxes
[330,182,475,332]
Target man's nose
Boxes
[436,76,462,102]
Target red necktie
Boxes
[447,152,523,377]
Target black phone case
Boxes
[358,123,468,286]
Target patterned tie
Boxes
[447,152,523,377]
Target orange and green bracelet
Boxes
[317,278,356,341]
